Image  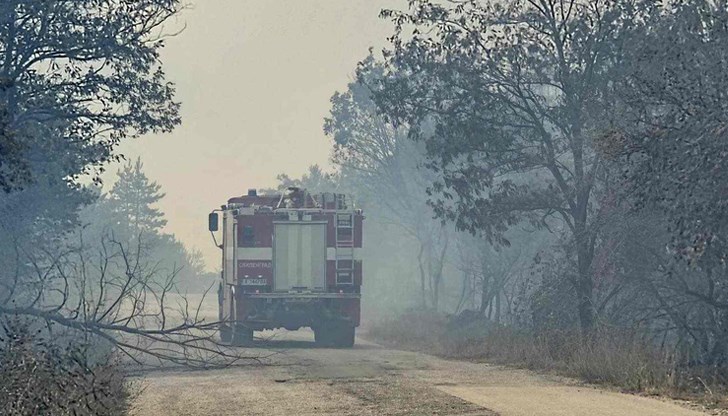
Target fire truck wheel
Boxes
[314,323,355,348]
[219,324,232,343]
[337,325,355,348]
[231,325,254,346]
[313,326,332,347]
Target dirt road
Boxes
[132,330,709,416]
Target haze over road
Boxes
[111,1,406,270]
[132,331,708,416]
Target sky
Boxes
[106,1,405,270]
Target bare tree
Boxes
[0,230,259,368]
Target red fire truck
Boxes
[208,188,363,347]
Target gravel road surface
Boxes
[131,330,709,416]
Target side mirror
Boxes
[208,212,219,232]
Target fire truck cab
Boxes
[208,188,363,347]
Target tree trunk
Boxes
[576,275,595,334]
[575,228,595,335]
[453,272,470,314]
[494,290,501,324]
[432,277,439,311]
[417,241,427,307]
[479,277,490,316]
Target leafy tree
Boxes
[603,1,728,366]
[0,0,181,192]
[0,0,182,307]
[83,159,210,292]
[0,1,252,383]
[613,1,728,262]
[367,0,654,332]
[149,233,213,292]
[107,157,167,238]
[325,62,451,309]
[274,165,340,194]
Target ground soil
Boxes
[131,329,714,416]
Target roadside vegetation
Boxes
[0,2,251,414]
[368,309,728,409]
[0,318,135,416]
[275,0,728,411]
[5,0,728,413]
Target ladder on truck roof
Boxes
[335,212,354,285]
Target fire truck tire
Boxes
[219,324,232,343]
[313,326,331,346]
[314,323,355,348]
[231,325,254,346]
[337,325,355,348]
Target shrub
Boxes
[366,308,448,352]
[0,318,135,416]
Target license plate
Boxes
[240,279,267,285]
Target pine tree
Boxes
[107,158,167,238]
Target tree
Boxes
[613,1,728,262]
[0,0,181,192]
[0,231,254,368]
[454,228,547,323]
[604,1,728,366]
[107,157,167,238]
[325,61,451,310]
[86,159,210,292]
[0,0,248,380]
[367,0,654,332]
[0,1,182,315]
[274,165,340,194]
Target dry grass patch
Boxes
[367,309,728,410]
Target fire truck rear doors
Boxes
[273,221,326,291]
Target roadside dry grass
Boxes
[366,309,728,412]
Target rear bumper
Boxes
[245,292,360,300]
[232,293,361,331]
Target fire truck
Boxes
[208,188,363,347]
